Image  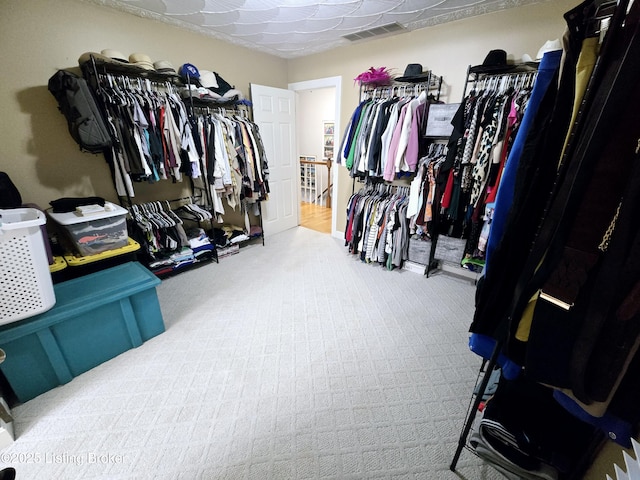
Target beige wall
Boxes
[0,0,287,210]
[297,88,336,162]
[287,0,577,233]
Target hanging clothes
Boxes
[95,75,201,191]
[405,143,448,238]
[469,0,640,451]
[92,73,270,215]
[340,82,441,182]
[128,200,216,276]
[432,70,537,267]
[344,185,411,270]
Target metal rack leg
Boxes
[450,341,502,471]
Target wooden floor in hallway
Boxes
[300,202,331,234]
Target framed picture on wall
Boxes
[424,103,460,138]
[323,122,334,159]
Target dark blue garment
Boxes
[342,100,368,159]
[483,50,563,274]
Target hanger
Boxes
[585,0,618,39]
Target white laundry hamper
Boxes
[0,208,56,325]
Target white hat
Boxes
[536,39,562,60]
[153,60,176,74]
[199,70,219,89]
[129,53,154,70]
[101,49,128,63]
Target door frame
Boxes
[288,76,342,239]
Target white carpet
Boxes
[1,227,503,479]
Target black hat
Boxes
[469,49,516,74]
[395,63,431,83]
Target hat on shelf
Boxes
[469,49,516,74]
[78,50,129,67]
[153,60,177,74]
[179,63,200,83]
[354,66,393,87]
[129,53,155,70]
[199,70,219,89]
[207,72,234,96]
[395,63,431,83]
[101,49,129,63]
[536,39,562,60]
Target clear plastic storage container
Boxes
[47,202,129,256]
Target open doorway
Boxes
[289,77,341,237]
[296,87,335,234]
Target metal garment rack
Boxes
[359,72,443,102]
[81,56,266,258]
[425,66,538,278]
[447,65,538,472]
[183,103,266,248]
[448,64,607,479]
[349,71,444,194]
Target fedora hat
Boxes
[78,51,129,67]
[129,53,155,70]
[469,49,516,74]
[396,63,431,83]
[101,49,129,63]
[153,60,177,74]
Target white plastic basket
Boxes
[0,208,56,325]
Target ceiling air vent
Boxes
[343,22,405,42]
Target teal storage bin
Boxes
[0,262,164,403]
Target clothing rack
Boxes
[360,77,443,102]
[448,0,629,467]
[359,72,443,103]
[344,182,412,270]
[425,65,538,278]
[78,55,267,279]
[343,71,443,190]
[127,199,219,277]
[358,180,410,196]
[444,65,543,468]
[82,54,183,83]
[188,104,249,118]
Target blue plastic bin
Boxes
[0,261,164,403]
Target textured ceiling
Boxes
[85,0,547,59]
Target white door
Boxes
[250,84,298,236]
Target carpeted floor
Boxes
[0,227,505,479]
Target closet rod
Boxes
[360,74,442,102]
[188,105,247,116]
[83,54,183,86]
[462,65,538,99]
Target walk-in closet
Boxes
[0,0,636,478]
